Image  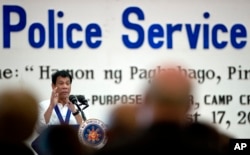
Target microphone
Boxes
[69,95,78,105]
[69,94,88,121]
[76,95,89,110]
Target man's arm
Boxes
[44,87,58,124]
[73,111,84,124]
[44,104,54,124]
[67,100,84,124]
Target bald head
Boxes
[142,65,193,124]
[146,66,192,106]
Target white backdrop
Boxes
[0,0,250,140]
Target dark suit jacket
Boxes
[95,122,229,155]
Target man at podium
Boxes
[32,70,85,154]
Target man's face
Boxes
[52,76,71,99]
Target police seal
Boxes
[78,118,108,149]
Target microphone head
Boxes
[69,95,78,104]
[76,95,89,110]
[76,95,86,103]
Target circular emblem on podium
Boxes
[78,118,108,149]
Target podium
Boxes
[31,125,80,155]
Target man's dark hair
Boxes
[51,70,72,85]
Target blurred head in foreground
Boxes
[143,64,192,125]
[40,124,92,155]
[0,88,39,143]
[106,104,139,144]
[105,64,193,145]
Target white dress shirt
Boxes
[36,99,78,134]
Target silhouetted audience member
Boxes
[0,88,39,155]
[94,64,230,155]
[186,121,231,154]
[105,104,141,146]
[36,124,94,155]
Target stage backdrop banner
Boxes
[0,0,250,140]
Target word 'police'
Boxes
[2,5,247,49]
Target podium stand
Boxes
[31,125,80,155]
